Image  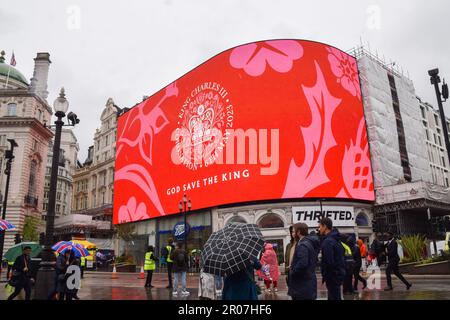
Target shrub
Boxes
[399,235,427,263]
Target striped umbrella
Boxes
[0,219,16,231]
[52,241,90,257]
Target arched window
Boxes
[28,160,37,196]
[257,213,284,229]
[7,103,17,116]
[226,216,247,225]
[356,213,369,226]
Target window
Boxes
[7,103,17,116]
[434,114,440,126]
[102,191,106,204]
[28,160,37,196]
[257,213,284,229]
[226,216,247,225]
[56,192,61,200]
[420,106,426,119]
[37,109,42,122]
[422,120,428,127]
[356,213,369,226]
[0,135,6,146]
[105,135,109,146]
[425,129,430,140]
[62,206,66,214]
[56,204,60,213]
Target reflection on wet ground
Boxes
[2,272,450,300]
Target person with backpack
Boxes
[170,242,189,297]
[318,218,346,300]
[339,234,355,295]
[161,238,175,289]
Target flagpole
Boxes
[4,64,11,89]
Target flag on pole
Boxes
[10,51,16,66]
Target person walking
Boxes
[144,246,158,288]
[222,257,262,300]
[55,250,72,300]
[161,238,175,289]
[350,236,367,292]
[384,231,412,291]
[257,243,280,293]
[370,233,385,267]
[170,242,189,297]
[318,218,346,300]
[340,234,355,295]
[7,246,34,300]
[357,239,367,272]
[288,223,320,300]
[284,225,297,289]
[214,275,223,296]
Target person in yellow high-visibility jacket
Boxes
[144,246,158,288]
[161,238,175,288]
[80,256,86,279]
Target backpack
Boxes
[175,251,185,267]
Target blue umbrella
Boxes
[52,241,90,257]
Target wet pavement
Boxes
[2,271,450,300]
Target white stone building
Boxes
[55,98,119,242]
[0,51,53,250]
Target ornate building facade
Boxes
[60,98,120,240]
[0,51,53,250]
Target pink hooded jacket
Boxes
[257,243,280,281]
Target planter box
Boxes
[410,260,450,275]
[116,264,137,272]
[398,262,420,274]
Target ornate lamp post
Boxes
[179,194,192,252]
[0,139,18,274]
[34,88,79,299]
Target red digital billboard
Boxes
[113,39,374,224]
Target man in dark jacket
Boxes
[170,242,189,297]
[7,246,34,300]
[384,232,412,291]
[318,218,346,300]
[288,223,320,300]
[370,233,385,266]
[348,235,367,292]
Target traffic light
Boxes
[39,232,45,245]
[14,233,21,244]
[372,218,378,233]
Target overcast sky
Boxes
[2,0,450,161]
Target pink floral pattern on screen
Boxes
[339,118,374,199]
[327,47,361,100]
[230,40,303,76]
[118,197,148,223]
[283,61,342,198]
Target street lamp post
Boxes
[34,88,79,299]
[0,139,18,274]
[179,194,192,252]
[428,68,450,162]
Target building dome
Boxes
[0,52,29,87]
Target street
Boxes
[2,272,450,300]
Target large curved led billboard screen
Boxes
[113,39,374,224]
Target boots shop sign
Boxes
[293,206,355,227]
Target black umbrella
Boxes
[201,222,265,277]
